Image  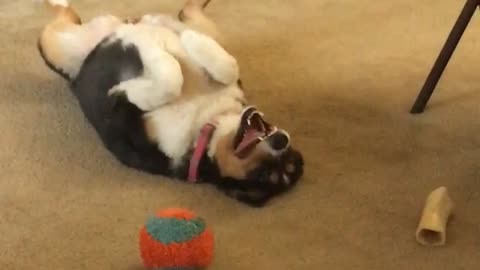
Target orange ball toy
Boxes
[139,208,214,269]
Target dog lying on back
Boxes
[37,0,304,207]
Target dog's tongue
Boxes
[234,128,264,154]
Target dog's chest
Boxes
[145,86,244,163]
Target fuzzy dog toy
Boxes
[139,208,214,269]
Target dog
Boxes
[37,0,304,207]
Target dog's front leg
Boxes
[180,29,239,85]
[108,51,183,112]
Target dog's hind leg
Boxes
[178,0,222,42]
[38,0,83,80]
[136,0,219,41]
[38,0,122,80]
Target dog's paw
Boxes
[257,148,304,191]
[216,149,303,207]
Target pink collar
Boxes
[187,122,217,182]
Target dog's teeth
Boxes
[283,173,290,185]
[286,163,295,173]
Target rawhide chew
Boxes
[415,186,454,246]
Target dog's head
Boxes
[211,106,304,207]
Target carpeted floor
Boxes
[2,0,480,269]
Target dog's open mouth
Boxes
[233,106,278,159]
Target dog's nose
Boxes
[268,130,290,151]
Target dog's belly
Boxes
[74,19,246,168]
[145,85,245,164]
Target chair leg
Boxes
[410,0,479,114]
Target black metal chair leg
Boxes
[410,0,479,114]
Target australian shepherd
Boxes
[37,0,304,207]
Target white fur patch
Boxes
[47,0,68,7]
[54,30,91,78]
[180,30,239,85]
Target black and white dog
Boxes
[37,0,304,207]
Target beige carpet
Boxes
[2,0,480,269]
